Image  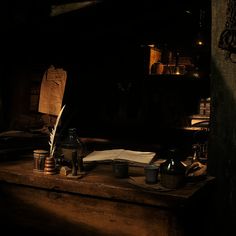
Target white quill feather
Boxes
[49,104,66,157]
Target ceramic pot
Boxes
[160,149,186,189]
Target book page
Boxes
[83,149,124,162]
[83,149,156,165]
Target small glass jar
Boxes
[151,61,164,75]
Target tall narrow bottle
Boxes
[61,128,84,173]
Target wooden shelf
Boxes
[146,74,210,81]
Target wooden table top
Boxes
[0,158,215,208]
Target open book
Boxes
[83,149,157,166]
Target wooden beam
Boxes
[51,1,99,17]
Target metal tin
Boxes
[33,149,48,172]
[144,164,159,184]
[112,160,129,178]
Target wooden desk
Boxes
[0,159,215,236]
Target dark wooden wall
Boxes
[208,0,236,234]
[1,1,210,145]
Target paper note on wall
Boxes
[38,65,67,116]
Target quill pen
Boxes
[49,104,66,157]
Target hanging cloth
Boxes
[218,0,236,62]
[38,65,67,116]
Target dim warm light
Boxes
[193,72,200,78]
[174,67,181,75]
[148,44,155,48]
[196,40,204,46]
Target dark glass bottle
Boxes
[60,128,84,174]
[192,144,200,163]
[160,149,186,189]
